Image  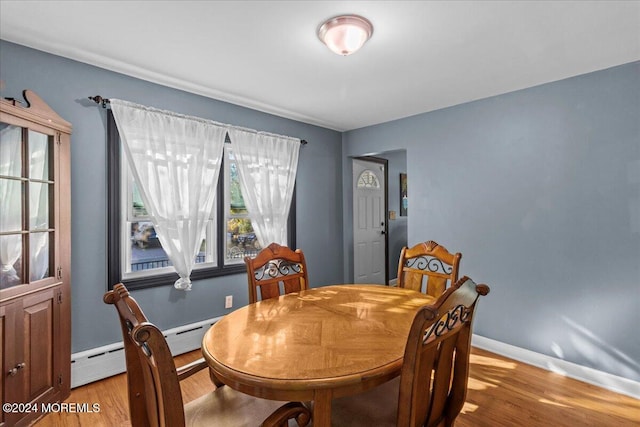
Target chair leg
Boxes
[261,402,312,427]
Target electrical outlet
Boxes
[225,295,233,309]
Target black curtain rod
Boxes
[88,95,308,145]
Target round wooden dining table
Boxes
[201,284,434,427]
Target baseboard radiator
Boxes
[70,316,221,388]
[71,317,639,399]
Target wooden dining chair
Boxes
[104,283,311,427]
[245,242,309,304]
[397,240,461,297]
[331,276,490,427]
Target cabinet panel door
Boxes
[0,305,4,427]
[22,288,59,405]
[1,301,21,427]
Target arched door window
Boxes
[356,169,380,189]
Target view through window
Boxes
[225,148,261,263]
[107,111,293,290]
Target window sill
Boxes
[118,264,247,291]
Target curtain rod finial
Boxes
[88,95,109,108]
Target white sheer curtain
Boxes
[228,129,300,247]
[0,126,23,288]
[28,131,51,282]
[110,99,226,291]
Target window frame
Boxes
[106,111,297,291]
[120,176,217,281]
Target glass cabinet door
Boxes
[0,123,54,289]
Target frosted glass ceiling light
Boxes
[318,15,373,56]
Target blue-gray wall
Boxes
[0,40,344,352]
[343,62,640,381]
[2,39,639,383]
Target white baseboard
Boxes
[71,318,640,399]
[71,316,221,388]
[472,334,640,400]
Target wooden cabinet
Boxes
[0,91,71,427]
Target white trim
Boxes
[70,316,221,388]
[70,317,640,399]
[472,334,640,400]
[0,35,342,131]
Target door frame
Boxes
[353,156,389,285]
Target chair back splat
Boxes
[400,276,489,426]
[397,240,461,297]
[104,284,184,426]
[245,242,309,303]
[331,276,490,427]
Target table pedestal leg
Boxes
[313,390,332,427]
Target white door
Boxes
[353,158,386,284]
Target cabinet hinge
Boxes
[57,290,63,304]
[56,266,62,280]
[58,374,63,386]
[56,131,62,145]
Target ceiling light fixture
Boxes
[318,15,373,56]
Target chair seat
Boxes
[329,377,399,427]
[185,384,297,426]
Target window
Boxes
[121,174,216,280]
[357,169,380,188]
[224,148,261,264]
[107,111,296,290]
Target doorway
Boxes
[352,157,388,284]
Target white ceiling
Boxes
[1,1,639,131]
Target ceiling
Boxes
[1,1,639,131]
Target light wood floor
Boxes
[34,347,639,427]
